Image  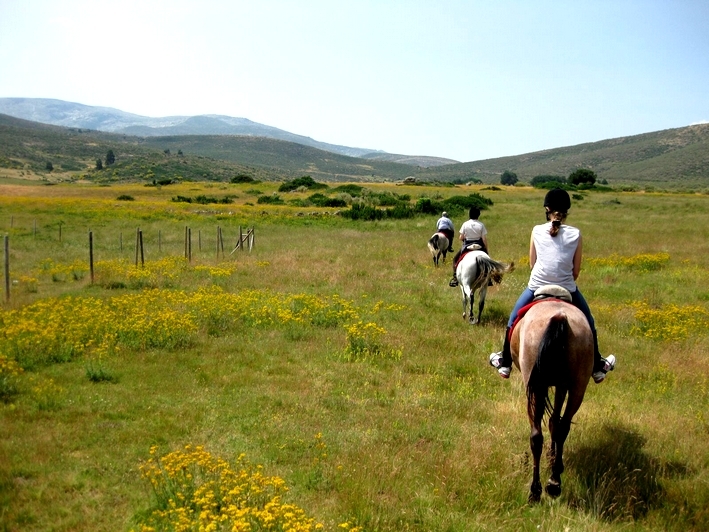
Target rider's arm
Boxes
[529,234,537,269]
[482,235,489,253]
[572,236,583,280]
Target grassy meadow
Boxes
[1,179,709,531]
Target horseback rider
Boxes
[449,206,488,287]
[435,211,455,253]
[489,188,616,383]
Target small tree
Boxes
[105,149,116,166]
[95,158,103,170]
[568,168,597,186]
[45,161,53,172]
[500,170,518,186]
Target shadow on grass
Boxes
[565,422,689,521]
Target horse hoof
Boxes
[528,491,541,504]
[545,480,561,498]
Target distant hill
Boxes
[0,97,457,168]
[418,124,709,189]
[1,109,708,189]
[0,113,419,183]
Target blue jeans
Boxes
[507,288,599,354]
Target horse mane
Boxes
[526,315,568,422]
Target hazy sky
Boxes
[1,0,707,162]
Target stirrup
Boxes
[449,278,459,287]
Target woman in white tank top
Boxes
[489,189,616,383]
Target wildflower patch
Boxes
[631,301,709,340]
[135,445,324,531]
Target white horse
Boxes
[456,249,514,324]
[427,232,450,267]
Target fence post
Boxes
[135,228,140,267]
[3,235,9,303]
[249,228,255,252]
[89,230,94,284]
[139,229,145,267]
[188,228,192,263]
[184,226,188,259]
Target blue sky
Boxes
[1,0,707,162]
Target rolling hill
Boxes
[0,97,457,167]
[1,109,709,189]
[418,124,709,188]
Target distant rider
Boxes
[449,206,488,287]
[435,212,455,253]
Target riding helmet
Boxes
[543,188,571,213]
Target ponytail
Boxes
[547,211,566,237]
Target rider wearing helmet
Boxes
[489,188,616,383]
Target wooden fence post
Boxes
[184,226,188,259]
[135,228,140,267]
[3,235,9,303]
[188,228,192,263]
[139,229,145,267]
[89,230,94,284]
[216,226,220,261]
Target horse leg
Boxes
[546,389,575,498]
[468,291,476,324]
[529,422,544,503]
[461,289,468,321]
[525,379,544,503]
[475,285,489,325]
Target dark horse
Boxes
[509,291,594,502]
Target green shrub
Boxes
[257,194,284,205]
[231,174,255,183]
[117,195,135,201]
[278,176,328,192]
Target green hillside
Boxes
[2,112,709,189]
[419,124,709,188]
[0,114,419,184]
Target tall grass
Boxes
[1,181,709,530]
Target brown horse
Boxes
[509,294,594,502]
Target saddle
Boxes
[453,243,482,269]
[508,285,573,340]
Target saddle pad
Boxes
[507,298,575,341]
[453,245,483,269]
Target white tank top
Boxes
[528,222,580,292]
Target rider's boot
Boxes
[449,273,459,287]
[489,328,512,378]
[591,330,616,384]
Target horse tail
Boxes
[527,314,568,423]
[475,256,514,285]
[428,234,439,254]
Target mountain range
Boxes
[1,98,708,188]
[0,98,458,168]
